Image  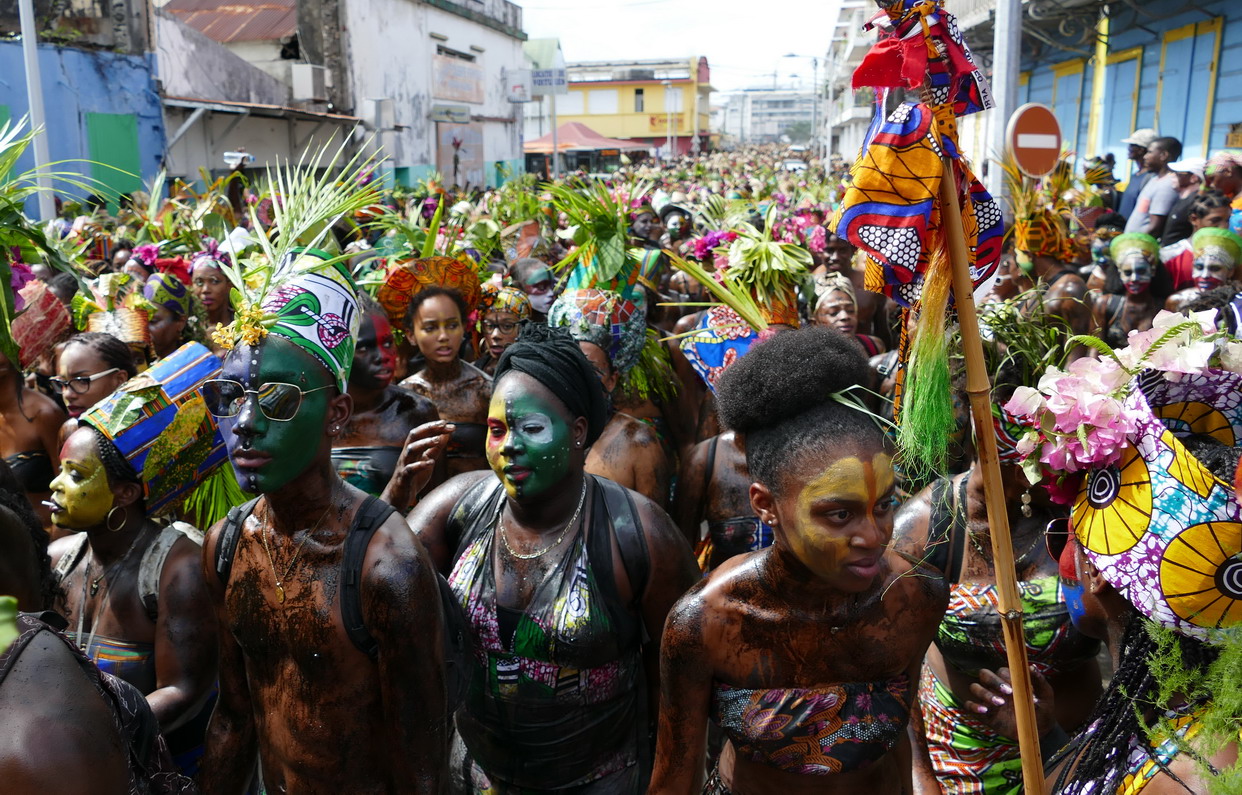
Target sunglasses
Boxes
[1045,517,1071,563]
[201,379,332,422]
[49,368,121,394]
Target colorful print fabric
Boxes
[262,255,360,392]
[82,342,228,517]
[378,255,483,331]
[679,306,763,392]
[548,289,646,376]
[1072,369,1242,639]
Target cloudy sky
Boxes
[519,0,847,99]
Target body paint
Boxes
[790,452,894,581]
[220,337,332,494]
[1116,252,1153,295]
[49,431,114,529]
[486,387,570,499]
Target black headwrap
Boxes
[495,324,608,445]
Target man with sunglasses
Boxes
[198,259,451,794]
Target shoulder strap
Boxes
[924,478,953,574]
[341,496,398,660]
[446,477,506,562]
[52,535,89,584]
[947,475,969,584]
[214,497,261,586]
[138,524,201,623]
[597,477,650,619]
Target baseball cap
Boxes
[1121,128,1158,147]
[1168,157,1206,179]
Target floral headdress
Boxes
[1005,310,1242,639]
[209,140,381,392]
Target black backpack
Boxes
[213,495,470,709]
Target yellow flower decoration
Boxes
[1160,521,1242,628]
[1073,444,1153,556]
[211,323,235,351]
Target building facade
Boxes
[556,58,713,156]
[715,88,818,146]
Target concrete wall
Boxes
[341,0,525,186]
[0,40,164,204]
[154,10,290,107]
[224,40,293,87]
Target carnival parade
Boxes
[1,0,1242,792]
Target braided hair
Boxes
[91,427,140,486]
[63,332,139,379]
[1051,614,1215,793]
[1189,190,1230,222]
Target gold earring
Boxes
[105,505,126,533]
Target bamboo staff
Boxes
[938,158,1045,794]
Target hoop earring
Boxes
[106,505,126,533]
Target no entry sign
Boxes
[1005,103,1062,178]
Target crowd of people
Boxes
[1,117,1241,795]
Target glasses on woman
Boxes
[49,368,121,394]
[201,379,332,422]
[482,320,519,334]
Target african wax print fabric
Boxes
[82,341,228,517]
[261,253,360,392]
[378,255,482,332]
[478,283,532,322]
[920,665,1022,795]
[143,273,191,318]
[1071,369,1242,639]
[11,280,70,368]
[679,306,762,392]
[548,289,645,376]
[710,674,910,775]
[833,102,1004,307]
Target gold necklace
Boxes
[260,495,336,605]
[497,480,587,560]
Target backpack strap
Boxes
[947,475,969,584]
[137,523,202,623]
[214,497,261,586]
[924,476,968,584]
[596,477,649,625]
[341,496,398,660]
[52,534,89,584]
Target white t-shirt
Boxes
[1125,172,1178,233]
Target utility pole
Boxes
[812,57,820,158]
[989,0,1023,204]
[18,0,54,221]
[662,79,673,161]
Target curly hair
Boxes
[713,325,883,494]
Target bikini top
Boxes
[330,445,401,497]
[4,450,53,493]
[711,674,911,776]
[926,476,1101,676]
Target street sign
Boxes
[1006,103,1062,178]
[430,104,471,124]
[531,68,568,96]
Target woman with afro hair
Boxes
[649,325,949,794]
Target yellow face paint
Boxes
[788,452,894,581]
[49,431,115,529]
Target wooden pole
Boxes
[938,157,1046,795]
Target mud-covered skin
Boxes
[399,361,492,478]
[1087,288,1159,344]
[199,340,447,795]
[586,412,671,509]
[0,627,131,794]
[673,431,751,549]
[893,468,1104,742]
[650,439,949,795]
[47,426,218,735]
[408,372,698,780]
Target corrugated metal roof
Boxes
[164,0,296,44]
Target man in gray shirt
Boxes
[1125,136,1183,237]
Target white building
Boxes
[714,88,817,146]
[823,1,876,163]
[157,0,528,188]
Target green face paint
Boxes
[219,336,333,494]
[49,429,115,529]
[486,380,571,499]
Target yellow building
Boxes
[558,58,714,155]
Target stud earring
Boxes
[1020,490,1033,518]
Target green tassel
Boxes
[618,330,678,405]
[180,465,250,530]
[897,240,955,482]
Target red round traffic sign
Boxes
[1006,103,1063,178]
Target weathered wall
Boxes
[154,9,290,106]
[0,40,164,189]
[341,0,526,185]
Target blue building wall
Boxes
[1018,0,1241,182]
[0,42,165,212]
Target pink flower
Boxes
[1005,386,1044,418]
